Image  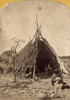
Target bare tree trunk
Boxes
[33,64,36,81]
[4,68,7,75]
[13,67,17,82]
[13,66,20,82]
[12,56,17,82]
[14,73,16,82]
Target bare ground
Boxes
[0,75,70,100]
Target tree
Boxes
[11,37,25,81]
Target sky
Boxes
[0,0,70,56]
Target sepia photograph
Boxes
[0,0,70,100]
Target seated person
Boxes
[51,72,63,86]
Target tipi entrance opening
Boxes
[36,40,59,76]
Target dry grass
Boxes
[0,75,70,100]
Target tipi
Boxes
[14,20,69,78]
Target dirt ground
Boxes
[0,75,70,100]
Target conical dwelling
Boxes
[15,27,62,77]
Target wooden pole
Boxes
[33,37,38,81]
[33,17,40,81]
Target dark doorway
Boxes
[36,40,59,74]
